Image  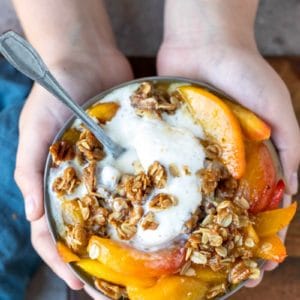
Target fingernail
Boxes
[25,196,36,219]
[289,172,298,195]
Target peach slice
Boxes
[223,99,271,141]
[87,236,186,278]
[57,241,80,263]
[177,86,245,179]
[193,265,226,283]
[76,259,156,288]
[61,128,81,144]
[87,102,119,123]
[238,141,277,214]
[255,235,287,263]
[254,202,297,237]
[127,276,207,300]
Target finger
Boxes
[84,285,110,300]
[263,261,279,272]
[15,96,60,221]
[244,269,264,288]
[31,216,83,290]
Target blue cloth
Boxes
[0,59,41,300]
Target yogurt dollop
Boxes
[100,84,206,249]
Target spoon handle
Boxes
[0,31,124,158]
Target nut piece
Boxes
[124,172,151,204]
[94,279,126,300]
[229,261,251,284]
[77,129,105,161]
[149,193,177,210]
[50,140,75,166]
[148,161,167,189]
[52,167,80,196]
[141,212,159,230]
[82,161,97,193]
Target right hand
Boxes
[14,54,133,290]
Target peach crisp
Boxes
[47,80,296,300]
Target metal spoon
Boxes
[0,30,125,158]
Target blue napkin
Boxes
[0,58,41,300]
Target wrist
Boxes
[163,0,258,52]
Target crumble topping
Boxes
[52,167,80,196]
[147,161,167,189]
[77,129,105,161]
[49,140,75,166]
[94,279,127,300]
[149,193,178,210]
[141,211,159,230]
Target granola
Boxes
[147,161,167,189]
[130,82,178,115]
[77,129,105,161]
[82,161,97,193]
[141,212,159,230]
[49,140,75,166]
[124,172,151,204]
[52,167,80,196]
[94,279,126,300]
[149,193,177,210]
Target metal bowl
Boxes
[44,76,280,299]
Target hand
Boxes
[157,25,300,286]
[14,54,133,290]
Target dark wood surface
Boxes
[69,56,300,300]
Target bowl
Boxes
[44,76,281,299]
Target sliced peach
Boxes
[223,99,271,141]
[238,141,277,214]
[61,199,84,226]
[254,202,297,237]
[57,241,80,263]
[193,265,226,283]
[76,259,156,288]
[177,86,245,179]
[266,179,285,210]
[127,276,207,300]
[87,102,119,123]
[88,236,186,278]
[255,235,287,263]
[61,128,81,144]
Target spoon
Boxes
[0,30,125,158]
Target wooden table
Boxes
[69,57,300,300]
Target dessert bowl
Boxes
[44,76,296,300]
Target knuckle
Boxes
[14,167,26,187]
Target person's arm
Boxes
[13,0,132,291]
[158,0,300,286]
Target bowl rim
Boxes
[44,75,275,299]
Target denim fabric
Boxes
[0,58,41,300]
